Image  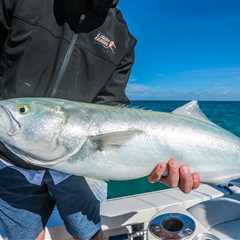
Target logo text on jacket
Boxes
[95,33,116,53]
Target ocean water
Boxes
[108,101,240,199]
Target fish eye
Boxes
[17,104,31,114]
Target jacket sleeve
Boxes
[0,0,13,51]
[94,47,136,106]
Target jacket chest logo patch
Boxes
[94,33,116,53]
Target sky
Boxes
[118,0,240,101]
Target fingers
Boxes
[179,165,193,193]
[148,163,167,183]
[148,159,201,194]
[160,159,179,188]
[192,172,201,189]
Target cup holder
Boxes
[148,213,196,239]
[161,217,184,232]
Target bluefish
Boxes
[0,98,239,184]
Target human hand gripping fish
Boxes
[0,98,239,190]
[148,158,200,193]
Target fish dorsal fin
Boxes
[173,101,215,125]
[90,129,144,151]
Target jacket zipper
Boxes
[50,14,86,97]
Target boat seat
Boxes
[188,194,240,239]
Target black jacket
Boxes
[0,0,136,169]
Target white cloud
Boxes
[127,67,240,101]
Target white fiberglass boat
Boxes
[45,182,240,240]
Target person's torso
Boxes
[0,0,136,102]
[0,0,136,170]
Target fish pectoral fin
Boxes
[172,100,216,126]
[89,129,144,151]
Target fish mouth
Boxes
[0,105,21,136]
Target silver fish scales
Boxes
[0,98,239,184]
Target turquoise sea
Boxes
[108,101,240,199]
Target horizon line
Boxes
[130,99,240,102]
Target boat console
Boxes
[45,183,240,240]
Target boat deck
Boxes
[45,184,226,240]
